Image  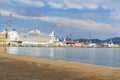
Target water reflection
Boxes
[6,47,120,68]
[6,47,18,54]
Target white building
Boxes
[88,43,96,47]
[7,28,19,42]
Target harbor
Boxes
[0,27,120,48]
[1,0,120,80]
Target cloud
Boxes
[34,1,45,7]
[40,16,119,32]
[84,3,98,9]
[64,0,99,10]
[64,0,83,9]
[0,10,39,19]
[0,9,119,33]
[15,0,45,7]
[1,0,120,10]
[48,1,64,9]
[44,0,120,10]
[111,9,120,20]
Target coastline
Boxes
[0,54,120,80]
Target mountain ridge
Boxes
[74,37,120,44]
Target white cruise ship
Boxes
[7,29,58,45]
[19,29,57,44]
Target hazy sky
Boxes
[0,0,120,39]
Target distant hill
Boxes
[104,37,120,44]
[74,37,120,44]
[74,38,102,44]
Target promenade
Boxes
[0,54,120,80]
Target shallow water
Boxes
[3,47,120,68]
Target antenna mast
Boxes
[88,32,91,43]
[7,13,12,31]
[69,32,72,41]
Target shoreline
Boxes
[1,44,120,48]
[0,54,120,80]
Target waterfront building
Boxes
[7,28,19,42]
[108,43,114,48]
[88,43,97,48]
[74,42,83,47]
[0,32,7,45]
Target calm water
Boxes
[3,47,120,68]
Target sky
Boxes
[0,0,120,40]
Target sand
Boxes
[0,53,120,80]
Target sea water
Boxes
[4,47,120,68]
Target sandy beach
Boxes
[0,53,120,80]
